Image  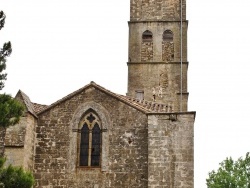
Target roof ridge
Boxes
[37,82,172,115]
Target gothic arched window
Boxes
[79,111,101,167]
[163,30,173,42]
[142,30,153,42]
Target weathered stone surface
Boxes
[1,0,195,188]
[162,42,174,62]
[141,42,153,62]
[148,113,194,187]
[127,63,188,111]
[5,117,26,147]
[34,87,148,187]
[3,95,36,171]
[128,0,188,111]
[130,0,186,21]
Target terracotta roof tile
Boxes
[32,103,48,114]
[118,95,172,113]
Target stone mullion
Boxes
[88,130,92,166]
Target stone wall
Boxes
[34,87,148,188]
[0,127,5,157]
[141,42,153,61]
[5,147,25,167]
[4,113,36,170]
[130,0,186,21]
[23,113,36,171]
[147,113,195,188]
[5,117,26,147]
[4,116,26,167]
[128,22,188,64]
[127,62,188,111]
[162,41,174,62]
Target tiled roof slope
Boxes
[32,103,48,114]
[38,81,172,115]
[16,90,48,117]
[118,95,172,113]
[17,90,37,117]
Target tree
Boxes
[0,11,24,157]
[0,158,34,188]
[0,10,33,187]
[0,11,12,90]
[206,152,250,188]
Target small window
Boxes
[79,111,101,167]
[135,90,144,101]
[163,30,173,42]
[142,30,153,42]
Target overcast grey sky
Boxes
[1,1,250,187]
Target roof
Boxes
[37,81,172,115]
[16,90,47,117]
[32,103,48,114]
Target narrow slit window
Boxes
[80,123,89,166]
[91,123,101,166]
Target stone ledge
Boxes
[177,92,189,95]
[127,61,189,65]
[128,20,189,23]
[147,111,196,118]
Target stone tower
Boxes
[127,0,188,112]
[1,1,195,187]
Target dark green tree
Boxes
[0,158,34,188]
[0,11,24,157]
[0,94,24,128]
[0,11,34,188]
[0,11,12,90]
[206,152,250,188]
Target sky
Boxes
[1,0,250,187]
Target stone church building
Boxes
[1,0,195,187]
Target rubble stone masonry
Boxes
[34,88,149,187]
[147,113,194,187]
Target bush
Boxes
[0,158,34,188]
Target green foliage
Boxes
[0,11,6,30]
[0,11,12,90]
[0,94,24,128]
[0,158,34,188]
[206,152,250,188]
[0,158,5,169]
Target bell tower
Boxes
[127,0,188,112]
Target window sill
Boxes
[77,166,101,169]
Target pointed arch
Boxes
[78,110,102,167]
[69,101,111,171]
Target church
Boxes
[1,0,195,187]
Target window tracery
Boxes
[79,111,101,167]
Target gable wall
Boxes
[34,87,148,188]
